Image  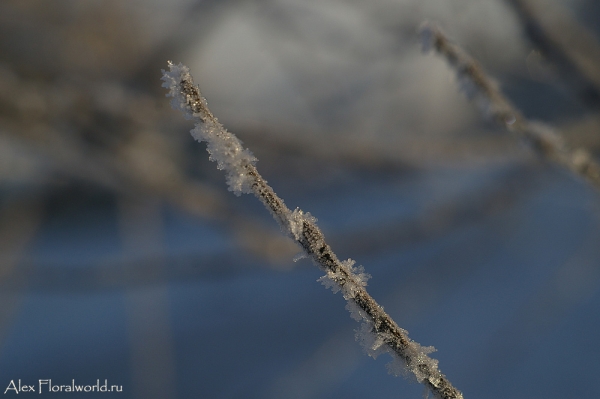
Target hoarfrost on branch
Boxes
[161,61,464,399]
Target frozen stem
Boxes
[161,61,463,399]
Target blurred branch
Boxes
[0,163,538,292]
[560,115,600,155]
[0,251,274,293]
[0,62,297,264]
[332,162,540,257]
[237,123,524,172]
[0,197,43,349]
[421,23,600,191]
[504,0,600,111]
[118,198,176,399]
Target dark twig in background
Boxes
[421,23,600,190]
[504,0,600,111]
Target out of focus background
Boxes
[1,0,600,398]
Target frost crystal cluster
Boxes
[162,62,256,195]
[162,62,464,399]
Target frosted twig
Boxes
[420,23,600,190]
[162,61,463,399]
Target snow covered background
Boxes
[1,0,600,398]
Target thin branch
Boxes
[504,0,600,111]
[237,123,524,170]
[162,61,463,399]
[420,23,600,190]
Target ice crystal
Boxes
[162,61,256,195]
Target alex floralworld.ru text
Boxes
[4,379,123,394]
